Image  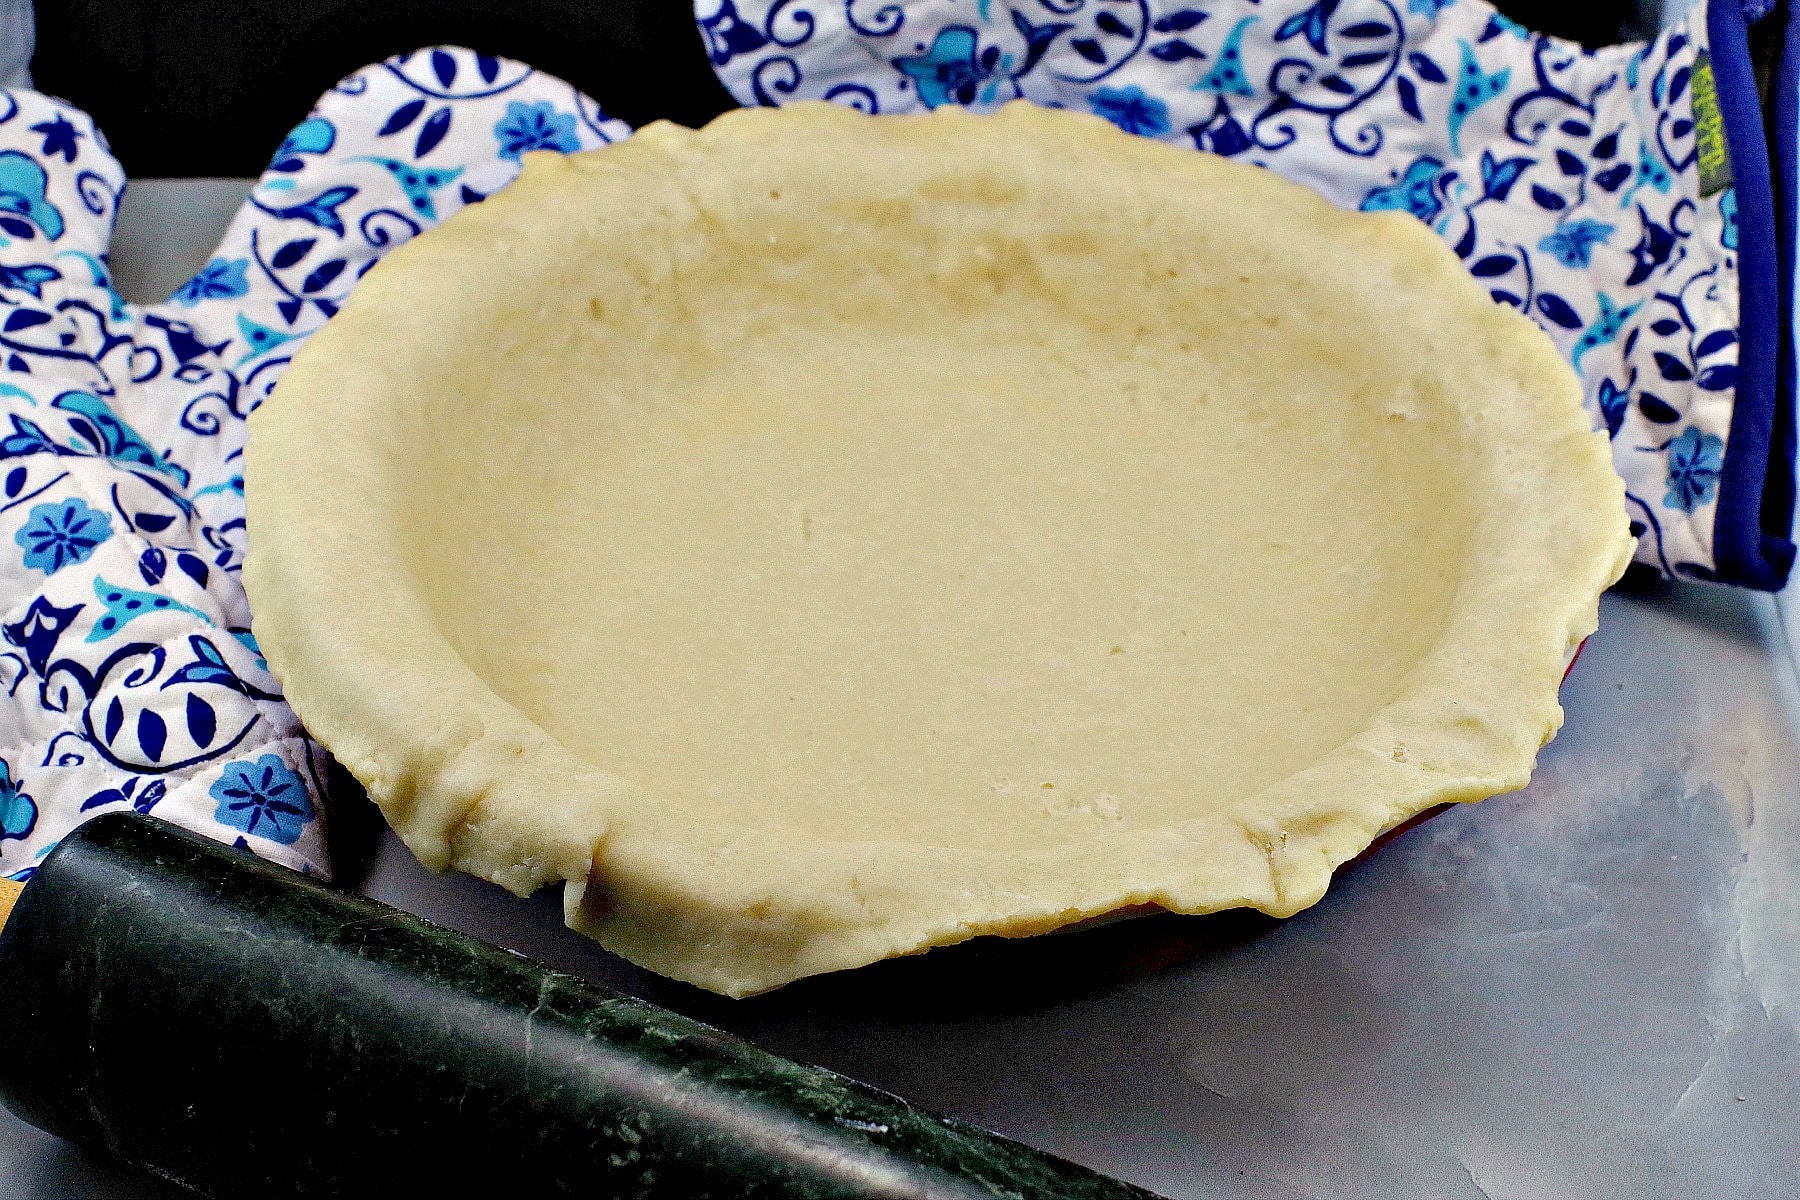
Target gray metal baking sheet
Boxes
[0,180,1792,1200]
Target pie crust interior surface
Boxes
[245,102,1634,997]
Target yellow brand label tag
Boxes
[1691,51,1732,198]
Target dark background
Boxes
[31,0,1660,179]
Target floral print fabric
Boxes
[697,0,1770,583]
[0,49,628,880]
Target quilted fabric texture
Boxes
[0,50,627,880]
[697,0,1794,587]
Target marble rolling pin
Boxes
[0,813,1166,1199]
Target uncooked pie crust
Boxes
[245,102,1634,996]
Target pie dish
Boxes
[244,101,1634,997]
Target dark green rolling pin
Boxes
[0,813,1169,1199]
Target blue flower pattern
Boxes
[171,257,249,306]
[210,755,314,845]
[0,50,630,879]
[1089,85,1171,136]
[1664,426,1724,513]
[896,27,993,108]
[1359,155,1446,221]
[15,498,111,574]
[1537,218,1614,268]
[699,0,1748,583]
[494,101,582,159]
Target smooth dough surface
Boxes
[246,102,1634,996]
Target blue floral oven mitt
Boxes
[0,52,628,879]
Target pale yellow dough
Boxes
[245,101,1634,996]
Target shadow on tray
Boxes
[719,907,1282,1024]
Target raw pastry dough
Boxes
[245,102,1633,996]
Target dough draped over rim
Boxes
[245,101,1634,996]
